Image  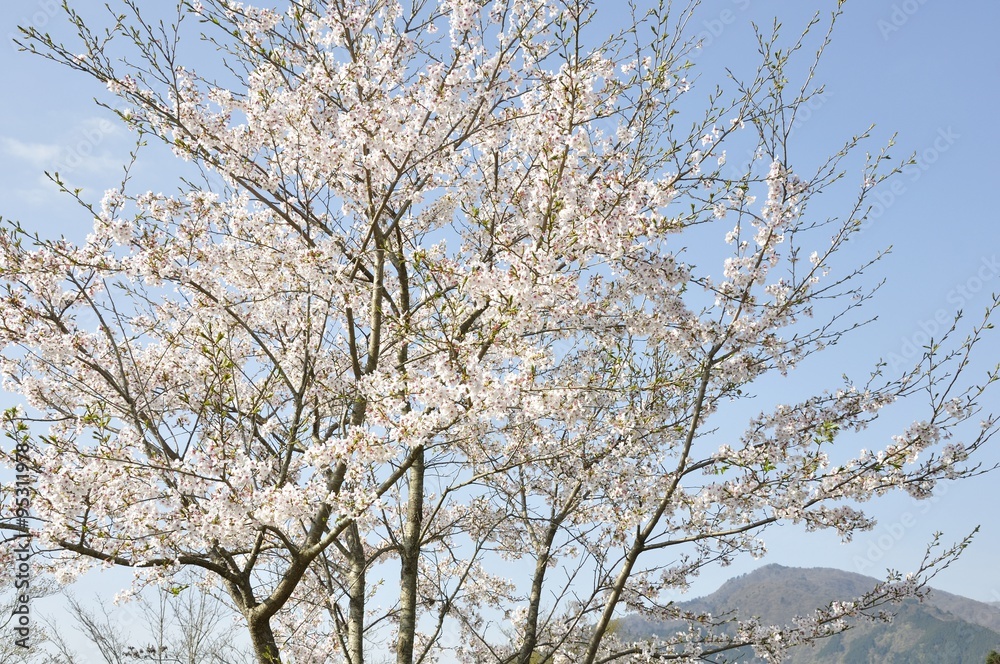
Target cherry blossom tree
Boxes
[1,1,997,663]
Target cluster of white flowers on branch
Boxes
[1,1,997,663]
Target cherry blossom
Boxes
[1,2,997,663]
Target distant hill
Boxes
[618,564,1000,663]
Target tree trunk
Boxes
[516,545,551,664]
[247,615,282,664]
[396,445,425,664]
[346,522,367,664]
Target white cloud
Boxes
[0,116,126,182]
[10,185,57,206]
[0,136,62,169]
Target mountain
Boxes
[618,565,1000,663]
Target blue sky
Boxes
[0,0,998,618]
